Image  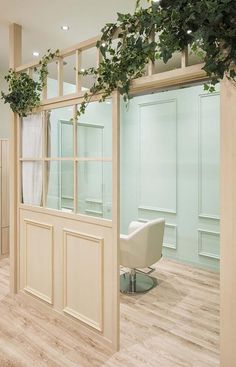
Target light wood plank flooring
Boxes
[0,257,219,367]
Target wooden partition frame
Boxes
[10,23,120,351]
[8,22,236,364]
[9,24,22,293]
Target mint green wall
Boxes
[46,79,220,271]
[121,84,220,270]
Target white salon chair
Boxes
[120,219,165,294]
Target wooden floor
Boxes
[0,257,219,367]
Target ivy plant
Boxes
[1,49,59,117]
[77,0,236,115]
[2,0,236,117]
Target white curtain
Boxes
[22,113,43,206]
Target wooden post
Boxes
[220,77,236,366]
[181,47,188,69]
[112,91,120,350]
[75,50,82,92]
[96,48,102,69]
[147,31,155,76]
[9,23,22,293]
[57,58,64,96]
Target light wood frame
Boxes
[10,23,120,351]
[63,229,104,332]
[8,23,236,364]
[0,139,10,257]
[24,219,54,304]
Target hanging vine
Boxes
[77,0,236,115]
[2,0,236,117]
[1,49,59,117]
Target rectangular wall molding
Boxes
[138,99,177,215]
[24,219,54,305]
[138,205,176,215]
[198,229,220,260]
[198,93,220,221]
[163,224,177,250]
[63,229,104,332]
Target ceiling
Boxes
[0,0,201,88]
[0,0,140,72]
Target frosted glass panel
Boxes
[77,100,112,158]
[46,161,74,211]
[47,106,74,157]
[77,161,112,219]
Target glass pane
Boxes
[47,106,74,157]
[32,67,43,100]
[77,100,112,158]
[78,124,103,158]
[81,47,97,90]
[188,45,205,66]
[63,54,76,95]
[21,113,43,158]
[22,162,43,206]
[77,161,112,219]
[47,62,58,99]
[46,161,74,212]
[154,51,181,74]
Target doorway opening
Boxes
[118,82,220,365]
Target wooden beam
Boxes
[9,23,22,293]
[15,35,101,73]
[130,63,207,95]
[220,76,236,366]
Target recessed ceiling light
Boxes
[32,51,40,57]
[61,25,70,31]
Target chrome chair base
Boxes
[120,270,157,294]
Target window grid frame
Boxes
[19,104,112,218]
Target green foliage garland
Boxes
[1,49,59,117]
[77,0,236,115]
[2,0,236,117]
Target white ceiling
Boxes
[0,0,139,72]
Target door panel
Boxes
[19,208,114,341]
[19,94,119,350]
